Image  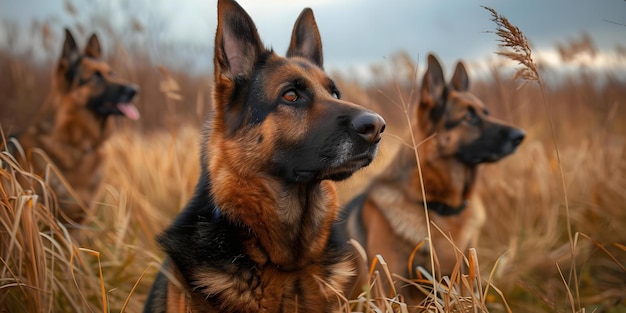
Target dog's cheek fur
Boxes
[438,125,481,158]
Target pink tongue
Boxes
[117,103,140,120]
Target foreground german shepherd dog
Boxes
[143,0,385,312]
[336,54,524,304]
[9,29,139,225]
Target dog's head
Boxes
[418,53,524,165]
[208,0,385,184]
[56,29,139,120]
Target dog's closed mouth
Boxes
[294,159,370,182]
[325,154,375,179]
[486,154,503,162]
[117,103,140,120]
[294,169,317,181]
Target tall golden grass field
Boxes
[1,4,625,313]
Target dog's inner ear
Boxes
[286,8,323,68]
[216,0,265,80]
[85,34,102,59]
[450,61,469,92]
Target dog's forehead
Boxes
[448,91,486,112]
[262,54,332,93]
[81,57,111,73]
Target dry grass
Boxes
[0,126,201,313]
[1,140,105,312]
[1,3,626,313]
[481,8,624,312]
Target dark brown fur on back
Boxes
[8,29,138,225]
[143,1,385,312]
[336,53,525,306]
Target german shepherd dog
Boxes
[143,0,385,312]
[8,29,139,225]
[335,54,525,304]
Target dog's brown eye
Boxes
[464,108,479,125]
[332,90,340,99]
[283,90,298,102]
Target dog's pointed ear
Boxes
[418,53,447,129]
[450,61,469,91]
[60,28,79,65]
[58,28,80,82]
[286,8,323,68]
[85,33,102,59]
[420,53,446,109]
[215,0,265,80]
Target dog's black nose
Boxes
[352,112,386,144]
[120,85,138,102]
[505,128,525,148]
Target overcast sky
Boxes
[1,0,625,78]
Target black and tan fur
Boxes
[335,54,525,305]
[8,29,139,225]
[143,1,385,312]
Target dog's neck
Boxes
[209,155,339,269]
[385,143,477,212]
